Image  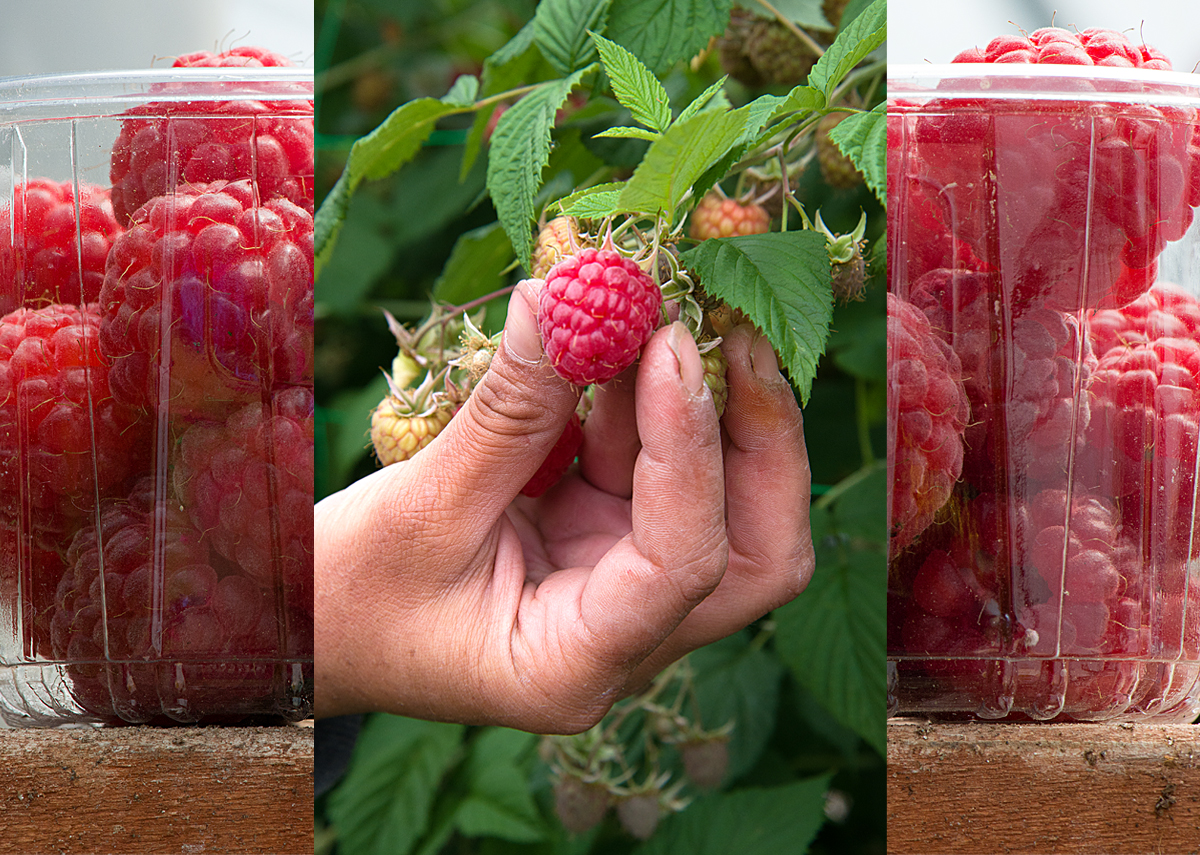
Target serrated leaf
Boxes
[315,98,461,279]
[828,103,885,206]
[806,0,885,101]
[327,716,465,855]
[443,74,480,106]
[432,222,514,306]
[592,125,661,141]
[681,231,833,403]
[565,188,626,218]
[454,729,547,843]
[589,31,671,131]
[461,23,546,181]
[534,0,611,74]
[767,84,823,125]
[675,75,731,124]
[690,632,784,784]
[774,466,887,755]
[631,778,833,855]
[487,70,592,269]
[618,107,746,216]
[606,0,735,75]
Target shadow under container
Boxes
[0,69,315,725]
[887,65,1200,722]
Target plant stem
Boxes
[814,459,885,511]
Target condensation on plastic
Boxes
[0,70,314,725]
[888,65,1200,723]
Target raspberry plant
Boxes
[314,0,887,852]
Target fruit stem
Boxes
[813,459,885,512]
[855,377,875,466]
[756,0,826,58]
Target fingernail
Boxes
[751,332,781,381]
[666,322,705,398]
[504,279,543,365]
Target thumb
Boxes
[418,278,581,537]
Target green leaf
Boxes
[680,231,833,403]
[327,716,465,855]
[315,200,396,315]
[592,125,661,141]
[461,22,547,181]
[486,69,593,269]
[618,107,746,216]
[534,0,612,74]
[442,74,480,107]
[690,632,785,784]
[589,31,672,131]
[774,465,887,755]
[828,103,885,206]
[632,777,833,855]
[454,729,547,843]
[766,84,823,126]
[675,75,731,124]
[806,0,885,102]
[432,222,515,306]
[315,98,461,279]
[606,0,735,75]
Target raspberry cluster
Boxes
[0,46,314,723]
[888,31,1200,721]
[688,193,770,241]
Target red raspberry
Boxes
[109,49,313,223]
[49,477,312,722]
[688,193,770,241]
[887,293,970,552]
[0,304,149,542]
[1088,282,1200,357]
[903,32,1199,312]
[0,180,123,314]
[172,46,296,68]
[172,386,314,614]
[520,412,583,498]
[538,248,662,386]
[911,268,1096,491]
[98,180,314,418]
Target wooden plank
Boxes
[0,722,313,855]
[887,719,1200,855]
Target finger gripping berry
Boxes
[538,248,662,386]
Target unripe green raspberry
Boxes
[370,402,454,465]
[700,347,729,417]
[532,216,588,279]
[745,19,819,86]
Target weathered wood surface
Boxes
[887,718,1200,854]
[0,722,313,855]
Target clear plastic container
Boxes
[0,70,314,724]
[888,65,1200,722]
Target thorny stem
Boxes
[756,0,826,58]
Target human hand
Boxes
[314,278,814,733]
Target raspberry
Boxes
[910,268,1096,492]
[171,46,296,68]
[171,386,315,614]
[744,18,819,87]
[539,247,662,386]
[553,774,609,833]
[821,0,850,28]
[688,193,770,241]
[1088,282,1200,358]
[98,180,314,418]
[520,412,583,498]
[816,113,862,189]
[0,303,149,542]
[1077,332,1200,564]
[371,404,454,465]
[717,8,766,87]
[616,795,660,840]
[680,737,729,789]
[109,48,314,222]
[0,180,123,314]
[532,216,587,279]
[49,477,312,722]
[887,293,970,551]
[905,30,1199,312]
